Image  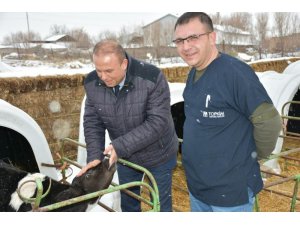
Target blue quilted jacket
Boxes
[83,54,178,168]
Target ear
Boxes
[121,58,128,71]
[209,31,217,45]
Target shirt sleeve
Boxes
[250,102,282,159]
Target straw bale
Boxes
[250,58,300,73]
[162,66,190,83]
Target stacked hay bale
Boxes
[0,74,85,160]
[162,66,190,83]
[249,57,300,73]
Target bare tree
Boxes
[290,13,300,34]
[118,25,131,46]
[223,12,253,32]
[95,30,118,43]
[49,24,69,35]
[289,13,300,53]
[117,25,141,46]
[68,27,92,49]
[272,12,291,56]
[3,31,41,58]
[255,13,269,59]
[210,12,223,25]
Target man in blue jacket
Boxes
[78,40,178,212]
[173,12,282,211]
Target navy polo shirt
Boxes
[182,53,272,207]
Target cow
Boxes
[0,158,116,212]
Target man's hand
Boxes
[103,144,118,167]
[76,159,101,177]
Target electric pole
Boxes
[26,12,30,40]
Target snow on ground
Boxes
[0,60,94,77]
[0,54,299,78]
[0,61,15,72]
[0,57,188,78]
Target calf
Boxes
[0,158,116,212]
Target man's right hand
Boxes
[76,159,101,177]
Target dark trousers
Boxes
[117,155,176,212]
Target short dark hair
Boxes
[93,39,126,63]
[174,12,214,31]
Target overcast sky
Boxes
[0,12,170,41]
[0,0,296,43]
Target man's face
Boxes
[93,53,128,87]
[174,18,215,70]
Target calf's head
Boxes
[72,157,116,194]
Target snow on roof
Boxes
[45,34,69,42]
[214,24,250,36]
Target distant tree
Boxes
[118,24,144,48]
[95,30,118,43]
[210,12,223,25]
[289,13,300,53]
[223,12,253,32]
[290,13,300,34]
[2,31,41,58]
[49,24,69,35]
[118,25,131,46]
[68,27,92,49]
[272,12,292,56]
[255,13,269,59]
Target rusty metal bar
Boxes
[264,176,296,188]
[279,135,300,141]
[263,188,300,201]
[280,155,300,163]
[285,131,300,137]
[97,201,115,212]
[261,147,300,162]
[260,168,287,178]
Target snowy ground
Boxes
[0,57,188,77]
[0,53,299,78]
[0,59,95,77]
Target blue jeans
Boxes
[189,188,255,212]
[117,155,176,212]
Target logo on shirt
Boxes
[201,94,225,118]
[202,111,225,118]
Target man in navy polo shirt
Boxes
[173,12,282,211]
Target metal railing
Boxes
[19,137,160,212]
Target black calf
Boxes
[0,158,116,212]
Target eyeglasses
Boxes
[172,32,212,46]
